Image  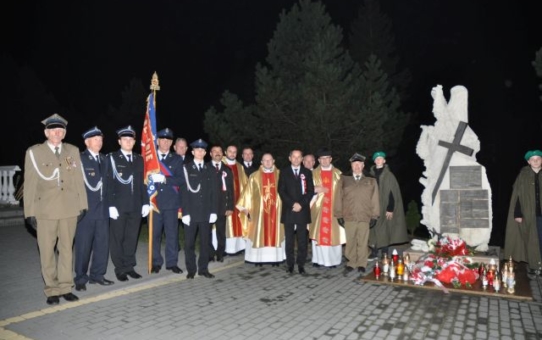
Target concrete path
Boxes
[1,223,542,340]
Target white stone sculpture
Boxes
[416,85,492,251]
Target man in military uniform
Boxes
[107,126,150,282]
[24,113,88,305]
[180,139,218,279]
[149,128,185,274]
[74,126,114,291]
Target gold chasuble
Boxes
[309,166,343,246]
[236,167,284,248]
[223,160,248,237]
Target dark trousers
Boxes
[209,215,226,259]
[184,220,211,275]
[74,217,110,284]
[284,223,308,268]
[152,209,180,268]
[109,212,141,275]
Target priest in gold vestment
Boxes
[309,148,344,267]
[236,153,285,265]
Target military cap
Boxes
[190,138,208,149]
[82,126,103,139]
[372,151,386,161]
[317,147,332,158]
[349,152,366,163]
[157,128,174,140]
[42,113,67,129]
[525,150,542,161]
[116,125,136,138]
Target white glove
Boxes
[182,215,191,225]
[151,173,166,183]
[209,213,217,223]
[141,204,150,217]
[109,207,119,220]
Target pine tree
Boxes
[358,54,409,158]
[203,0,409,170]
[349,0,411,103]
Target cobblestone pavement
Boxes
[2,224,542,340]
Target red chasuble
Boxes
[262,172,278,247]
[226,163,244,237]
[320,170,333,245]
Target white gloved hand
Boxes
[151,173,166,183]
[109,207,119,220]
[182,215,191,225]
[141,204,150,217]
[209,213,217,223]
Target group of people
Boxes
[22,113,264,305]
[23,112,412,306]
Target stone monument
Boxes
[416,85,492,251]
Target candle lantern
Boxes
[397,258,405,278]
[392,249,399,265]
[382,253,390,277]
[373,261,382,279]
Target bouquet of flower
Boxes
[432,235,471,257]
[408,236,480,290]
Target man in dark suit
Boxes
[208,145,234,262]
[241,147,258,177]
[106,125,150,282]
[180,139,219,279]
[74,126,114,292]
[278,149,315,275]
[174,137,192,163]
[148,128,185,274]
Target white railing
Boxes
[0,166,21,205]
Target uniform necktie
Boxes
[355,175,360,181]
[294,169,299,178]
[198,163,203,172]
[95,155,100,163]
[54,146,60,158]
[161,153,166,161]
[127,154,132,163]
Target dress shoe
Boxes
[116,273,129,282]
[75,283,86,291]
[255,263,263,267]
[62,292,79,302]
[127,270,142,279]
[89,278,115,286]
[209,256,215,262]
[287,266,294,274]
[312,263,321,268]
[358,267,366,273]
[199,272,215,278]
[298,266,307,276]
[216,256,224,262]
[187,272,195,279]
[272,263,279,267]
[166,266,183,274]
[151,265,161,274]
[46,296,60,305]
[343,266,354,277]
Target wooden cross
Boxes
[431,121,474,204]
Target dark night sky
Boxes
[4,0,542,246]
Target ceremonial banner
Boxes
[141,92,160,212]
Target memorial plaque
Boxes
[450,166,481,189]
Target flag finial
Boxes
[150,72,160,91]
